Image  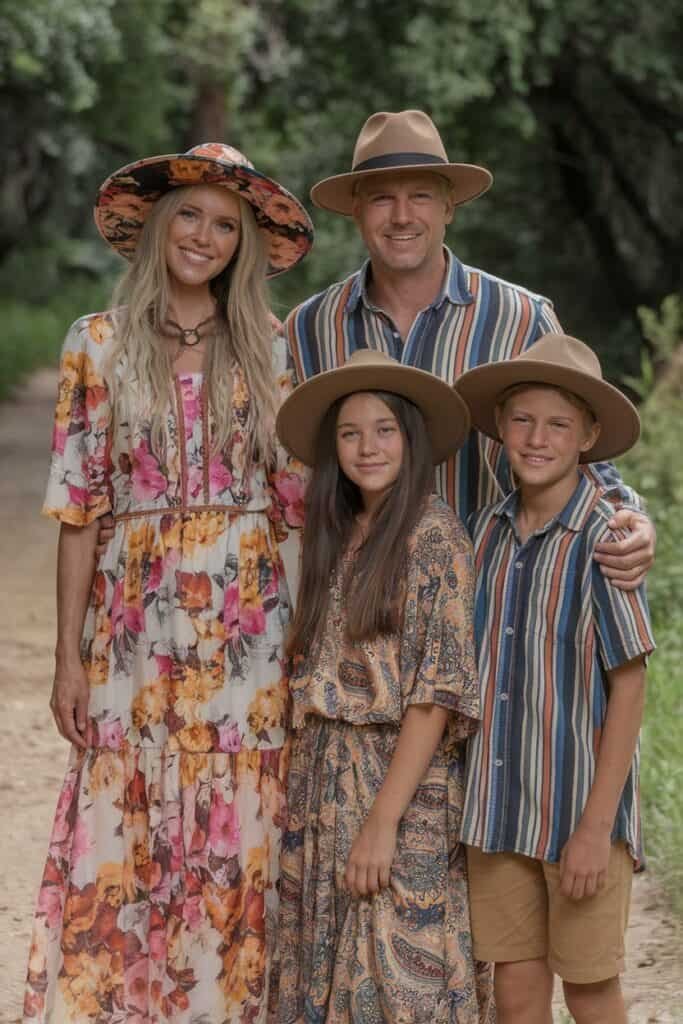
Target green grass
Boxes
[0,278,111,401]
[639,619,683,914]
[619,305,683,917]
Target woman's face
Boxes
[336,392,404,507]
[165,184,242,291]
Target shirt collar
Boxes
[494,472,601,537]
[345,247,474,314]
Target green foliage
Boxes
[0,276,111,402]
[619,296,683,914]
[0,0,181,278]
[0,0,681,379]
[234,0,682,374]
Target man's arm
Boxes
[583,462,655,590]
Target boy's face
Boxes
[495,386,601,489]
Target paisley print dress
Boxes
[24,311,306,1024]
[277,496,494,1023]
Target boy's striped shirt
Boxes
[461,473,655,864]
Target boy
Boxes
[456,333,655,1024]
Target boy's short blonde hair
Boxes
[497,382,598,427]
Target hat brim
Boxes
[455,360,640,463]
[94,153,314,277]
[276,361,471,467]
[310,162,493,215]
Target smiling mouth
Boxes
[521,454,552,464]
[356,463,388,471]
[180,248,212,263]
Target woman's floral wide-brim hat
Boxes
[94,142,314,277]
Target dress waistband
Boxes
[113,503,269,523]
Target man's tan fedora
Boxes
[455,333,640,463]
[276,349,471,467]
[310,110,493,216]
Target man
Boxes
[286,109,655,583]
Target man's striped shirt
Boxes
[286,249,639,523]
[460,474,655,863]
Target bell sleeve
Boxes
[400,504,482,742]
[43,315,113,525]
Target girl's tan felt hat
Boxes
[455,333,640,462]
[276,349,471,467]
[310,109,493,216]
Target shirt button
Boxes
[500,693,509,701]
[515,561,523,569]
[494,759,504,767]
[505,626,514,636]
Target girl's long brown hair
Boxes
[287,391,434,656]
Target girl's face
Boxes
[336,392,404,508]
[165,184,242,291]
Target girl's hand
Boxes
[345,810,398,897]
[50,658,89,748]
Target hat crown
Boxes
[343,349,399,369]
[518,333,603,380]
[352,110,448,171]
[186,142,254,169]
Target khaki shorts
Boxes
[466,843,633,984]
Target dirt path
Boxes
[0,371,681,1023]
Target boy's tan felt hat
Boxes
[455,332,640,462]
[276,349,471,467]
[310,109,492,216]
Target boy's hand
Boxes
[559,822,611,900]
[345,810,397,898]
[594,510,655,590]
[95,512,116,558]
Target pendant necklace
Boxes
[164,313,216,348]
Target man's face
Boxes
[351,171,454,278]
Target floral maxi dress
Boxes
[24,312,306,1024]
[277,496,495,1023]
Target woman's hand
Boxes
[50,657,89,748]
[345,810,398,897]
[95,512,116,559]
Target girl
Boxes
[24,143,312,1024]
[274,349,494,1023]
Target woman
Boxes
[24,143,313,1024]
[274,350,494,1022]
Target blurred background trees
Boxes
[1,0,681,375]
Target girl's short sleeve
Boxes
[43,315,113,525]
[400,504,481,741]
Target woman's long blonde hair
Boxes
[107,185,277,462]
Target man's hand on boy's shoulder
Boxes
[559,821,611,900]
[593,510,656,591]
